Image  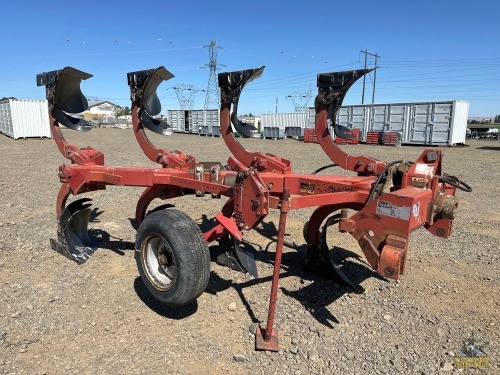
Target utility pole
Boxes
[276,97,278,113]
[361,50,368,104]
[371,53,379,104]
[360,50,380,104]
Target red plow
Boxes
[36,65,471,351]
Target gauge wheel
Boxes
[135,209,210,306]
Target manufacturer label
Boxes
[300,182,315,194]
[376,201,410,221]
[411,177,428,188]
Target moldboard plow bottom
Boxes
[36,64,471,351]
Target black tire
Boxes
[135,209,210,306]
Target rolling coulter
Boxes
[37,65,470,351]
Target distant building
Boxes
[83,100,121,121]
[467,117,493,124]
[239,116,261,131]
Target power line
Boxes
[248,61,361,89]
[383,57,500,63]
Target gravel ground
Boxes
[0,130,498,375]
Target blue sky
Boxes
[1,0,499,117]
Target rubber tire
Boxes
[135,209,211,307]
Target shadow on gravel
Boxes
[133,277,199,319]
[205,220,386,329]
[477,146,500,151]
[87,208,135,256]
[195,214,221,232]
[88,229,135,256]
[279,259,383,328]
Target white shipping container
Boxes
[167,109,219,134]
[404,101,469,145]
[204,109,219,126]
[311,100,469,146]
[190,109,221,134]
[449,101,469,145]
[188,110,204,134]
[167,110,186,132]
[0,99,51,139]
[261,113,308,130]
[204,109,219,134]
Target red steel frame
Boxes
[41,66,461,352]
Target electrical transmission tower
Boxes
[203,39,225,110]
[286,86,312,112]
[172,84,204,110]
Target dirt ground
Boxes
[0,129,498,375]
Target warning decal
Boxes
[376,201,410,221]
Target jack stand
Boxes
[255,188,290,352]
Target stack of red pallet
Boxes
[383,131,401,146]
[335,128,360,145]
[303,128,319,143]
[366,131,381,145]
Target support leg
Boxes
[255,188,290,351]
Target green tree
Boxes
[495,114,500,124]
[115,106,131,118]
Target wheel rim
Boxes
[141,234,177,291]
